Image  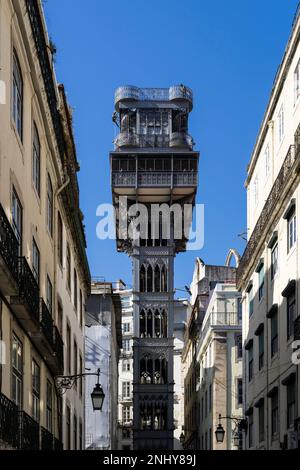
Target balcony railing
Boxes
[13,257,40,325]
[199,311,241,343]
[0,393,19,448]
[237,144,298,288]
[112,171,197,188]
[0,203,19,292]
[19,411,40,450]
[41,427,54,450]
[40,299,54,348]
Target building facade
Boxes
[237,9,300,450]
[115,282,134,451]
[182,258,241,450]
[0,0,90,450]
[110,85,199,450]
[85,281,122,450]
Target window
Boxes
[122,381,130,398]
[123,323,130,333]
[74,269,78,311]
[79,420,83,450]
[46,380,53,432]
[236,334,243,359]
[12,51,23,138]
[271,243,278,280]
[271,390,279,436]
[288,213,296,252]
[12,187,22,255]
[57,212,63,266]
[271,312,278,357]
[67,324,71,374]
[122,339,131,352]
[237,379,243,405]
[248,412,253,448]
[287,291,296,340]
[79,290,83,328]
[258,403,265,443]
[73,339,78,388]
[73,414,77,450]
[122,405,131,424]
[32,123,40,195]
[32,238,40,285]
[47,174,53,236]
[237,298,243,323]
[258,264,264,301]
[258,330,264,370]
[264,145,270,180]
[12,334,23,408]
[248,344,253,382]
[66,405,71,450]
[66,244,71,291]
[277,105,284,143]
[46,276,53,316]
[122,359,131,372]
[32,360,40,422]
[57,302,63,337]
[287,380,296,429]
[294,59,300,105]
[248,286,254,318]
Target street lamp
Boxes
[55,368,105,411]
[215,414,247,446]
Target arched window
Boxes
[140,265,146,292]
[146,310,153,337]
[12,51,23,139]
[140,310,146,337]
[161,264,167,292]
[146,265,153,292]
[162,310,168,337]
[154,265,160,292]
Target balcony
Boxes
[199,311,241,343]
[0,393,19,449]
[41,427,54,450]
[0,203,19,295]
[49,326,64,375]
[112,171,197,189]
[237,144,298,288]
[19,411,40,450]
[10,257,40,332]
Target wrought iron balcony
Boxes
[0,203,19,295]
[0,393,19,449]
[112,171,197,188]
[237,144,298,289]
[31,299,55,364]
[41,426,54,450]
[19,411,40,450]
[10,257,40,331]
[53,437,64,451]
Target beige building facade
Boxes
[237,9,300,450]
[0,0,90,450]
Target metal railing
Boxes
[19,411,39,450]
[17,257,40,323]
[112,170,197,188]
[0,393,19,448]
[237,144,298,288]
[41,426,54,450]
[40,299,54,347]
[0,203,19,284]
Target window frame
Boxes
[12,50,23,139]
[32,122,41,196]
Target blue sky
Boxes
[44,0,299,292]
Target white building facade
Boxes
[237,9,300,450]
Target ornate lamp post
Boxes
[215,414,247,448]
[55,368,105,411]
